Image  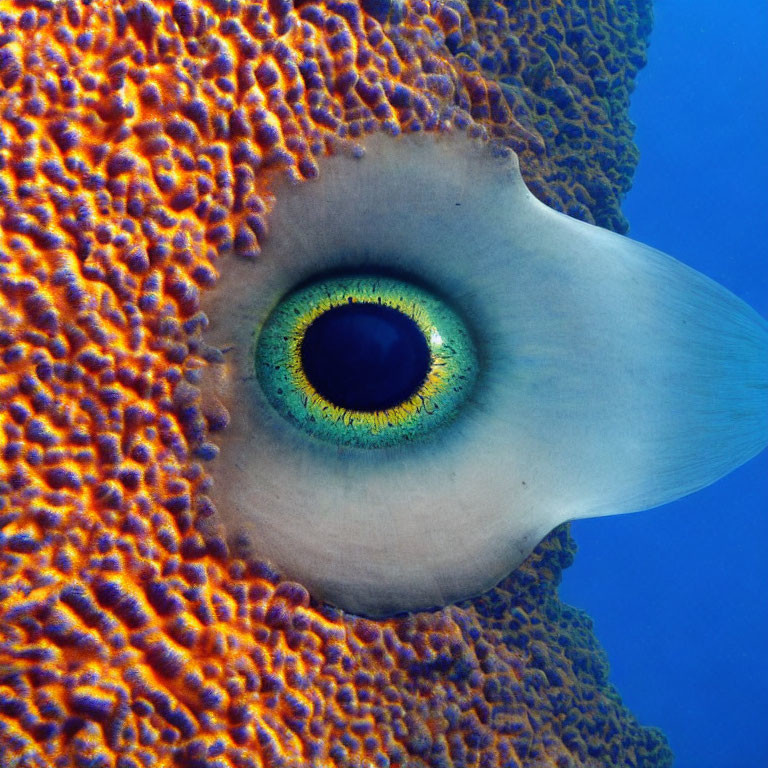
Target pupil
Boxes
[300,302,431,412]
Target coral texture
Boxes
[0,1,671,767]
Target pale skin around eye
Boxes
[199,133,768,618]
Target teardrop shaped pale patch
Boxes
[200,133,768,617]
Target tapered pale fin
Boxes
[202,133,768,616]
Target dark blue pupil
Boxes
[300,302,431,411]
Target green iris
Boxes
[254,274,479,448]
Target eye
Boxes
[200,133,768,618]
[254,273,478,448]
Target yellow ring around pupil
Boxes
[255,274,478,448]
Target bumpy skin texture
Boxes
[0,1,672,767]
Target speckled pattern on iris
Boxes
[0,1,671,767]
[254,274,478,448]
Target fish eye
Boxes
[200,133,768,618]
[254,272,478,448]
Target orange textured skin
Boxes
[0,1,672,767]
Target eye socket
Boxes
[201,134,768,618]
[254,273,478,448]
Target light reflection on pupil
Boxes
[299,302,430,411]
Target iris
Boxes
[254,274,478,448]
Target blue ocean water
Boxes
[559,3,768,768]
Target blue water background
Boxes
[559,3,768,767]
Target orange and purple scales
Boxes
[0,0,686,766]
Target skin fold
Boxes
[0,1,680,767]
